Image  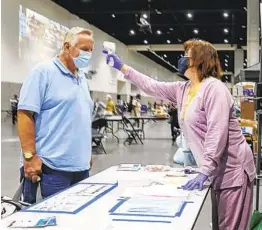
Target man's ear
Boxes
[63,42,70,52]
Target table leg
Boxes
[211,188,219,230]
[110,121,119,143]
[142,119,145,139]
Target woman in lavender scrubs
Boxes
[105,39,256,230]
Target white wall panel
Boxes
[1,0,180,97]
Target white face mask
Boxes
[73,50,92,69]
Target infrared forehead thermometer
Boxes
[103,41,116,53]
[103,41,116,67]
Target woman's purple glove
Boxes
[104,51,123,70]
[182,173,208,191]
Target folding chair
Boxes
[92,118,107,154]
[122,116,143,145]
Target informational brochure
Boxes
[8,216,56,228]
[24,182,118,214]
[117,164,142,171]
[109,196,185,218]
[122,185,191,198]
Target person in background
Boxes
[128,96,134,113]
[105,94,117,115]
[105,39,256,229]
[155,104,165,115]
[10,94,19,125]
[153,101,157,110]
[17,27,94,204]
[132,94,141,117]
[132,94,141,127]
[168,103,180,142]
[162,104,168,113]
[147,102,152,111]
[92,98,100,120]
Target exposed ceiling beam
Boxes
[127,44,247,51]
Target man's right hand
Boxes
[23,155,43,183]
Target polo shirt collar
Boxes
[53,57,84,79]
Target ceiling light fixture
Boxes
[155,9,162,15]
[112,14,115,18]
[224,28,229,33]
[187,13,193,18]
[130,30,135,35]
[225,59,228,63]
[193,29,199,34]
[224,39,229,43]
[225,55,229,58]
[225,63,228,67]
[156,30,162,35]
[169,28,173,31]
[144,40,148,44]
[223,12,229,18]
[167,40,171,44]
[143,13,148,19]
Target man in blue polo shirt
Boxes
[17,27,94,203]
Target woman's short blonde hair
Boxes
[183,39,223,80]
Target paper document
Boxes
[8,216,56,228]
[25,183,117,214]
[122,185,191,198]
[113,197,182,216]
[117,164,142,171]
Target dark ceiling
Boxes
[52,0,248,79]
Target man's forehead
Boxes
[76,33,94,47]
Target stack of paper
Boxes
[122,185,191,198]
[108,196,192,224]
[117,164,142,171]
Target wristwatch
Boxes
[23,151,34,161]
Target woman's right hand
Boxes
[104,51,124,71]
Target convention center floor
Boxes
[1,119,262,230]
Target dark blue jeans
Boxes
[20,164,89,204]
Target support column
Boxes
[247,0,260,67]
[234,49,244,76]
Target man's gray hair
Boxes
[63,27,93,46]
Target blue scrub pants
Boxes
[20,164,89,204]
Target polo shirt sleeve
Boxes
[18,69,48,114]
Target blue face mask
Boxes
[178,56,189,76]
[73,50,92,69]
